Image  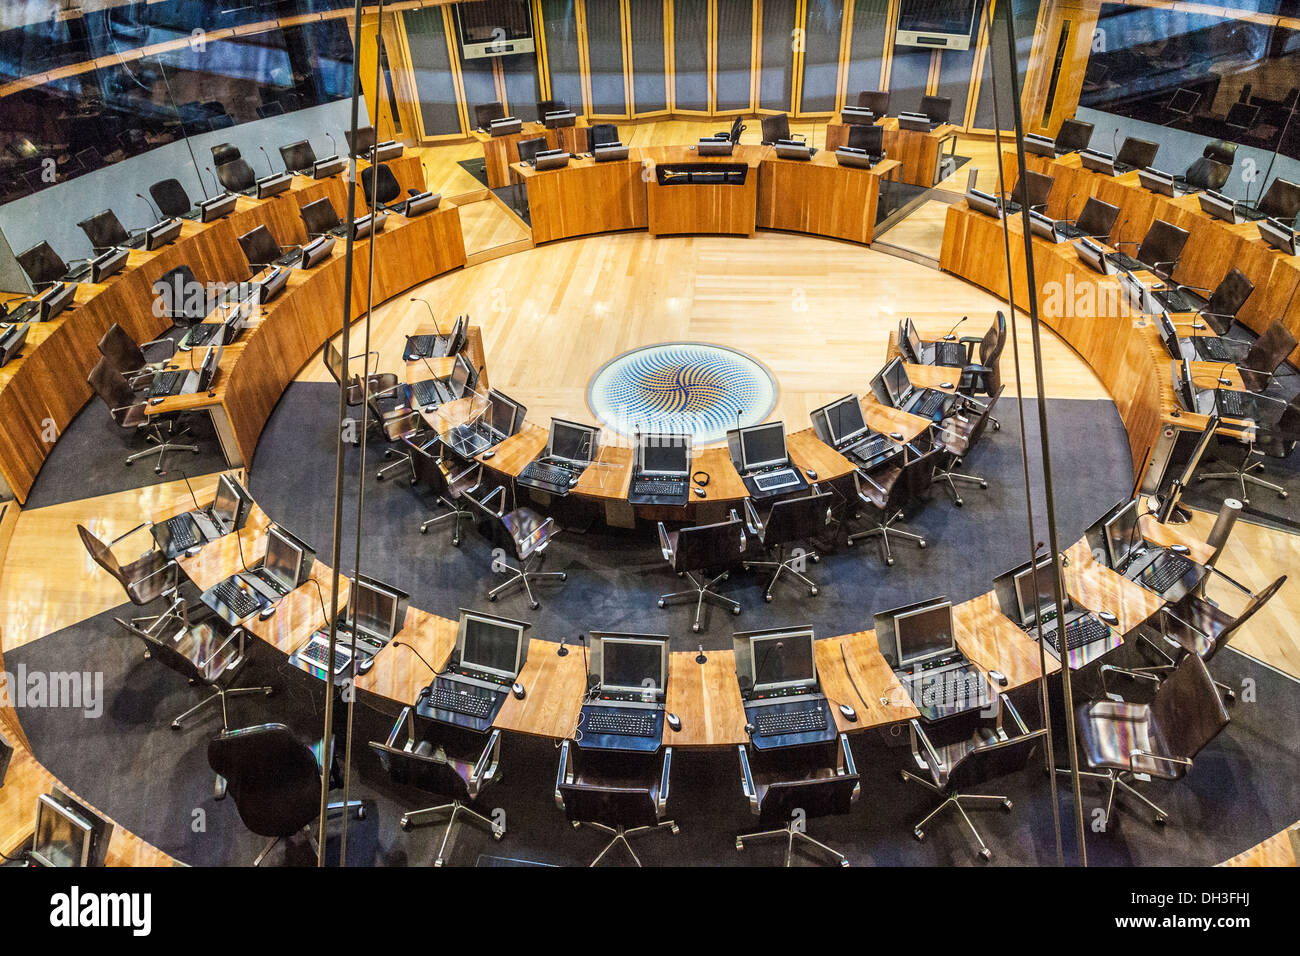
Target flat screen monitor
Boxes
[824,395,868,444]
[458,610,526,679]
[1156,310,1182,360]
[1013,556,1071,626]
[196,343,222,391]
[211,474,250,532]
[600,635,669,695]
[550,419,596,464]
[878,356,910,406]
[739,421,787,471]
[263,526,305,593]
[350,578,401,642]
[638,434,691,475]
[30,794,96,867]
[487,390,519,437]
[1103,498,1142,569]
[904,317,924,360]
[448,354,472,396]
[750,628,817,692]
[895,601,955,666]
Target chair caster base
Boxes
[979,848,992,861]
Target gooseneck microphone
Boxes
[409,297,445,336]
[137,193,161,224]
[942,316,967,341]
[325,132,338,157]
[257,145,276,176]
[204,166,222,194]
[557,637,568,657]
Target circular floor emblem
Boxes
[587,343,778,444]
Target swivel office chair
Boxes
[98,321,175,388]
[409,437,480,545]
[16,240,82,289]
[736,734,858,866]
[152,264,217,329]
[846,123,885,158]
[847,445,940,565]
[215,157,256,193]
[149,178,193,219]
[76,208,141,254]
[209,723,365,865]
[116,598,272,730]
[1192,268,1255,336]
[715,116,745,144]
[1133,573,1286,701]
[1181,157,1230,192]
[465,486,566,609]
[515,136,547,165]
[474,101,506,130]
[237,224,295,274]
[857,90,890,115]
[536,98,566,118]
[760,113,802,146]
[278,139,317,173]
[1054,117,1094,152]
[742,489,833,602]
[586,123,620,152]
[555,739,676,867]
[1117,218,1190,282]
[657,510,747,632]
[900,696,1044,861]
[87,356,200,473]
[920,95,952,125]
[210,142,242,167]
[1197,392,1298,503]
[1070,654,1229,826]
[359,162,402,209]
[322,341,400,445]
[1236,321,1297,394]
[371,708,504,866]
[1059,196,1119,241]
[1004,170,1054,212]
[375,393,430,481]
[1244,177,1300,225]
[78,522,180,628]
[958,311,1005,412]
[1201,139,1238,167]
[931,385,1004,506]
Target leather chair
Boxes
[515,136,547,165]
[278,139,316,172]
[715,116,745,144]
[1182,157,1230,191]
[657,510,746,632]
[1070,654,1229,826]
[857,90,890,115]
[900,695,1044,860]
[359,163,402,209]
[846,123,885,157]
[1237,321,1297,393]
[409,437,480,544]
[215,158,256,193]
[932,385,1004,506]
[920,94,952,125]
[847,444,939,565]
[586,123,620,151]
[1194,268,1255,336]
[152,265,215,329]
[78,522,179,627]
[958,311,1005,412]
[98,321,175,388]
[736,734,858,866]
[1249,177,1300,224]
[555,739,676,867]
[760,113,803,145]
[474,101,506,130]
[1124,219,1190,282]
[237,224,291,271]
[465,485,566,609]
[536,98,565,118]
[1198,391,1297,503]
[116,597,272,730]
[87,357,199,472]
[208,723,365,865]
[322,341,400,445]
[209,142,241,167]
[76,208,139,254]
[1005,170,1054,212]
[742,489,832,602]
[149,178,192,219]
[1202,139,1237,167]
[370,707,504,866]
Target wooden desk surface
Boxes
[954,591,1059,689]
[1140,513,1215,565]
[815,631,919,732]
[243,560,348,657]
[664,649,748,748]
[353,608,456,705]
[1063,539,1164,633]
[493,637,587,738]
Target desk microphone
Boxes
[324,132,338,157]
[942,316,967,341]
[695,643,707,665]
[137,193,162,224]
[391,640,437,674]
[258,145,277,176]
[1112,128,1121,160]
[1215,359,1234,387]
[557,636,568,657]
[409,297,445,336]
[204,166,222,195]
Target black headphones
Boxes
[692,470,710,486]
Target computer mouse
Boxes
[150,397,164,406]
[805,469,817,479]
[940,382,954,389]
[837,703,858,722]
[184,546,202,557]
[481,450,495,460]
[666,712,682,732]
[424,405,437,414]
[989,669,1008,687]
[567,476,578,488]
[1170,544,1190,555]
[511,681,526,700]
[942,333,957,341]
[694,486,706,497]
[259,605,277,620]
[1098,611,1119,627]
[889,431,904,441]
[357,656,374,675]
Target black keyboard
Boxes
[587,709,658,737]
[632,477,686,496]
[299,638,351,671]
[755,706,828,737]
[903,673,989,710]
[1141,553,1194,593]
[426,685,495,718]
[519,459,574,488]
[186,324,222,347]
[404,334,438,360]
[1045,615,1110,652]
[933,341,967,366]
[1106,251,1146,273]
[1216,390,1254,419]
[412,379,441,408]
[150,370,184,398]
[1193,337,1234,362]
[847,434,890,461]
[1157,287,1203,314]
[213,578,261,618]
[165,516,198,550]
[909,390,946,419]
[753,468,802,492]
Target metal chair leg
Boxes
[847,509,926,566]
[488,553,567,610]
[1197,444,1288,505]
[1055,766,1169,825]
[377,452,414,482]
[420,501,467,545]
[658,570,740,632]
[170,683,273,730]
[401,799,500,866]
[744,545,821,602]
[578,819,677,867]
[901,769,1010,860]
[735,822,848,866]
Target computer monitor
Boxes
[263,526,305,593]
[599,634,669,694]
[1156,310,1182,360]
[300,198,340,236]
[1103,498,1143,569]
[1117,137,1159,170]
[1013,556,1071,626]
[457,609,527,680]
[549,419,597,465]
[447,354,473,396]
[1055,118,1093,153]
[487,389,521,437]
[30,793,100,867]
[894,601,956,666]
[739,421,788,471]
[211,473,251,533]
[16,241,66,287]
[1173,358,1197,412]
[349,577,405,642]
[749,628,817,692]
[823,394,868,445]
[871,356,909,406]
[637,433,691,476]
[196,342,223,391]
[903,316,924,360]
[279,140,316,173]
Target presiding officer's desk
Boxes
[472,118,589,189]
[825,116,959,187]
[641,145,765,237]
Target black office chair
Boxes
[847,444,939,564]
[736,734,858,866]
[1198,391,1298,503]
[209,723,365,865]
[76,208,140,254]
[760,113,802,146]
[1070,654,1229,826]
[299,197,341,238]
[371,708,504,866]
[742,489,833,602]
[1193,268,1255,336]
[210,142,241,167]
[86,357,199,473]
[359,163,402,209]
[149,178,192,219]
[536,98,566,118]
[1202,139,1238,167]
[715,116,745,144]
[116,598,272,730]
[1181,157,1230,192]
[474,101,506,130]
[656,510,746,632]
[586,123,619,151]
[409,437,479,544]
[920,95,952,125]
[1236,321,1298,394]
[98,321,175,388]
[278,139,316,172]
[1054,117,1094,152]
[516,136,547,165]
[900,696,1044,861]
[465,486,566,609]
[16,240,81,289]
[958,311,1005,410]
[846,123,884,157]
[1061,196,1120,241]
[1118,219,1189,281]
[152,264,215,329]
[78,522,180,629]
[215,157,256,193]
[1244,177,1300,225]
[932,385,1004,506]
[321,341,400,445]
[857,90,890,115]
[555,739,676,867]
[1004,169,1054,212]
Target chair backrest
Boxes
[322,341,346,386]
[1204,575,1287,663]
[278,139,316,172]
[671,514,745,573]
[946,726,1045,792]
[369,737,473,801]
[857,90,890,115]
[1204,268,1254,331]
[1151,655,1229,768]
[117,608,205,686]
[761,491,833,546]
[761,114,791,144]
[965,384,1005,449]
[516,136,546,164]
[359,163,401,206]
[892,445,942,511]
[208,723,323,838]
[210,142,241,167]
[1075,197,1120,239]
[16,240,68,287]
[87,356,139,427]
[237,225,282,268]
[149,178,191,218]
[973,311,1006,395]
[1136,219,1189,279]
[920,95,952,124]
[1242,321,1298,392]
[408,439,453,498]
[559,780,660,830]
[1055,117,1094,151]
[77,209,131,250]
[77,522,127,587]
[726,116,745,143]
[587,123,619,151]
[847,124,884,155]
[536,98,565,117]
[1258,178,1300,221]
[97,322,146,375]
[756,773,859,827]
[1184,157,1230,191]
[216,158,255,192]
[1010,170,1054,209]
[474,101,505,129]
